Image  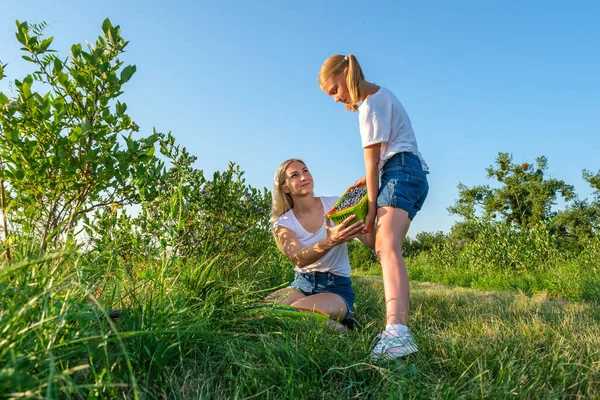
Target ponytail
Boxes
[345,54,364,112]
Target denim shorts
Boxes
[377,152,429,220]
[290,271,355,321]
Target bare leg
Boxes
[375,207,411,325]
[292,293,349,332]
[291,293,348,321]
[266,291,348,332]
[265,288,305,305]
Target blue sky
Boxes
[1,1,599,236]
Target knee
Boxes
[375,243,402,260]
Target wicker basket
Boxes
[326,184,368,226]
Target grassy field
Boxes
[2,253,599,399]
[164,277,599,399]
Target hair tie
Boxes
[344,55,348,61]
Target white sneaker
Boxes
[371,330,418,361]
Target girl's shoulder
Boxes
[360,86,405,116]
[361,86,393,109]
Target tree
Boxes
[347,240,378,271]
[448,152,575,230]
[583,169,600,202]
[403,231,446,257]
[551,169,600,243]
[0,19,164,257]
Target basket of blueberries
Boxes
[326,185,368,226]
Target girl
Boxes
[318,54,429,360]
[266,158,375,331]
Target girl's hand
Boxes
[362,208,376,233]
[324,215,365,247]
[350,176,366,188]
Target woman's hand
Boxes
[350,176,366,188]
[324,214,365,247]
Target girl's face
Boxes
[322,72,350,105]
[283,161,313,195]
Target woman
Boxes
[266,158,374,331]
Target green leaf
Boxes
[102,18,113,35]
[39,37,54,52]
[6,130,19,142]
[15,170,25,180]
[115,101,127,116]
[0,93,8,105]
[57,72,68,86]
[70,43,82,59]
[15,21,28,45]
[21,81,31,99]
[125,137,135,151]
[69,127,82,143]
[81,117,90,134]
[120,65,136,83]
[53,58,63,74]
[22,55,34,62]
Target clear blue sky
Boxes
[2,1,599,236]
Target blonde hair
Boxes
[318,53,365,112]
[270,158,306,252]
[271,158,306,224]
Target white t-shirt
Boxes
[358,86,429,172]
[272,196,351,277]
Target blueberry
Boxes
[333,186,367,212]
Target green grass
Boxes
[2,253,599,399]
[403,254,600,302]
[352,227,600,302]
[161,277,600,399]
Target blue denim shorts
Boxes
[377,152,429,220]
[290,271,355,321]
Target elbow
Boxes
[291,253,311,268]
[294,258,310,268]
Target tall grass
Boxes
[359,222,600,301]
[165,278,600,399]
[2,243,599,398]
[2,213,599,398]
[0,240,286,398]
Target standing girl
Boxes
[319,54,429,360]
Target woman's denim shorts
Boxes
[377,152,429,220]
[290,271,355,321]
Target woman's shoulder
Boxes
[273,209,296,230]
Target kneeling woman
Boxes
[266,158,374,330]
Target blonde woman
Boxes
[318,54,430,360]
[266,158,374,331]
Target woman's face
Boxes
[283,161,313,195]
[322,73,350,105]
